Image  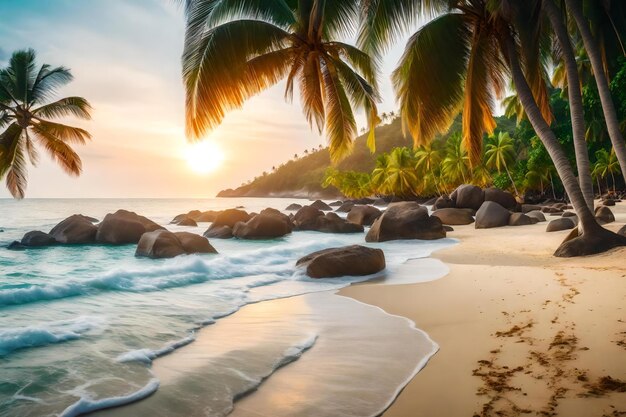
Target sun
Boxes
[184,141,225,174]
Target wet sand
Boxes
[341,201,626,416]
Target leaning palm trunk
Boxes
[544,0,594,211]
[565,0,626,183]
[504,34,626,256]
[504,163,519,197]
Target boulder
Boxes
[296,245,385,278]
[136,230,185,258]
[541,206,563,214]
[310,200,332,211]
[346,205,382,226]
[174,232,217,254]
[561,211,577,218]
[443,225,455,232]
[171,213,188,224]
[203,225,233,239]
[526,210,546,222]
[329,201,344,207]
[20,230,57,247]
[49,214,98,244]
[233,209,292,239]
[285,203,303,211]
[433,195,456,210]
[365,202,446,242]
[373,198,388,207]
[293,206,324,230]
[618,225,626,237]
[96,210,163,244]
[508,213,533,226]
[595,206,615,224]
[431,208,474,225]
[451,184,485,210]
[484,188,517,211]
[212,209,251,228]
[474,201,511,229]
[315,213,364,233]
[335,202,355,212]
[522,204,542,213]
[546,218,576,232]
[195,210,219,222]
[177,217,198,227]
[602,199,616,206]
[353,198,376,205]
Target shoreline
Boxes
[341,201,626,416]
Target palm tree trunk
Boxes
[565,0,626,182]
[611,172,616,193]
[504,34,601,234]
[544,0,594,211]
[503,163,519,196]
[550,173,556,199]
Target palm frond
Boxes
[31,125,82,176]
[320,58,357,162]
[0,123,27,198]
[462,26,501,165]
[299,52,325,132]
[33,97,92,120]
[29,65,73,105]
[33,120,92,144]
[183,18,293,138]
[392,13,470,148]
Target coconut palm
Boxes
[414,142,443,194]
[442,133,469,186]
[370,153,391,194]
[182,0,379,162]
[485,132,519,196]
[0,49,92,198]
[359,0,625,255]
[385,147,417,197]
[593,148,621,193]
[543,0,593,210]
[564,0,626,181]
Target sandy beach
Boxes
[342,202,626,416]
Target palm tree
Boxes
[414,142,443,195]
[370,153,391,195]
[385,147,417,197]
[360,0,624,255]
[442,133,469,186]
[485,132,519,196]
[593,148,621,194]
[182,0,379,162]
[565,0,626,181]
[0,49,92,198]
[543,0,593,211]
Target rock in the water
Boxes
[233,208,292,239]
[335,202,355,212]
[373,198,388,207]
[136,230,185,258]
[20,230,57,247]
[195,210,219,222]
[475,202,511,229]
[595,206,615,224]
[546,218,576,232]
[484,188,517,210]
[177,217,198,227]
[212,209,251,228]
[526,210,546,222]
[329,201,344,207]
[365,202,445,242]
[96,210,163,244]
[293,206,363,233]
[296,245,385,278]
[50,214,98,244]
[174,232,217,254]
[136,230,216,258]
[346,205,382,226]
[310,200,332,211]
[293,206,324,229]
[432,208,474,225]
[285,203,303,211]
[451,184,485,210]
[433,195,455,210]
[203,225,233,239]
[508,213,533,226]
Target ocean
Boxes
[0,198,455,417]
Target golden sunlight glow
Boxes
[184,141,225,174]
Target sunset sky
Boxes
[0,0,411,198]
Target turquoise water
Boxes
[0,198,454,416]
